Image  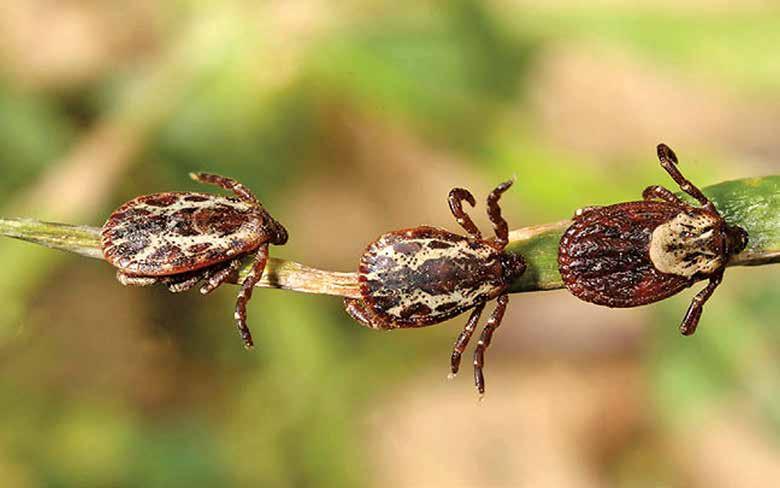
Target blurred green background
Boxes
[1,1,778,486]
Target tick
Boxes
[558,143,748,335]
[344,180,527,394]
[102,173,288,349]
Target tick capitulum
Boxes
[344,180,526,395]
[558,144,748,336]
[102,173,288,349]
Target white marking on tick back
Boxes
[649,211,723,277]
[365,235,499,319]
[107,193,260,271]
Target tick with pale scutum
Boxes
[344,180,526,395]
[102,173,288,349]
[558,144,748,335]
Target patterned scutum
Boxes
[358,226,505,327]
[558,200,705,308]
[102,192,266,276]
[649,210,724,277]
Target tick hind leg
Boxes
[642,185,685,205]
[448,188,482,239]
[233,244,270,349]
[190,172,259,206]
[116,271,158,287]
[656,144,716,212]
[344,298,394,330]
[162,270,209,293]
[450,302,486,377]
[473,294,509,395]
[487,179,514,249]
[680,270,723,336]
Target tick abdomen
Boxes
[559,201,692,307]
[359,227,504,326]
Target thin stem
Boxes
[0,218,361,299]
[1,175,778,298]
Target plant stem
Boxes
[1,176,777,298]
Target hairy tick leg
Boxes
[190,172,259,206]
[680,270,723,336]
[450,302,486,376]
[656,144,716,212]
[642,185,685,205]
[473,293,509,395]
[200,258,243,295]
[448,188,482,239]
[487,179,514,249]
[163,270,208,293]
[234,245,269,349]
[116,271,158,287]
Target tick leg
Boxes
[233,244,269,349]
[656,144,716,212]
[200,258,243,295]
[473,293,509,395]
[450,302,486,376]
[343,298,393,330]
[680,270,723,336]
[487,179,514,249]
[116,271,158,287]
[448,188,482,239]
[190,172,259,206]
[642,185,685,205]
[163,270,208,293]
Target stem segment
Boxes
[1,176,778,298]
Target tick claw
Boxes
[447,372,457,381]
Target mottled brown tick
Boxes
[102,173,288,349]
[345,180,526,395]
[558,144,748,335]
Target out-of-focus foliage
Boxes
[0,1,778,487]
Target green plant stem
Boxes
[0,176,777,298]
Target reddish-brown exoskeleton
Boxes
[344,180,527,394]
[102,173,288,348]
[558,144,748,335]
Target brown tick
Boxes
[345,180,526,394]
[102,173,288,349]
[558,144,748,335]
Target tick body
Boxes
[102,173,288,349]
[558,144,748,335]
[345,180,526,394]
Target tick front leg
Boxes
[234,245,269,349]
[487,179,514,249]
[473,293,509,395]
[448,188,482,239]
[116,271,158,287]
[642,185,685,205]
[656,144,716,212]
[450,302,486,377]
[200,258,243,295]
[680,270,723,336]
[190,172,259,206]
